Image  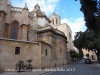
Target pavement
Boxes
[0,65,68,75]
[0,59,100,75]
[45,59,100,75]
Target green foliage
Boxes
[73,30,100,51]
[73,31,83,49]
[27,59,32,69]
[73,30,100,62]
[80,0,99,32]
[27,59,32,63]
[69,50,79,58]
[15,59,33,72]
[78,49,84,58]
[74,0,100,62]
[15,60,25,72]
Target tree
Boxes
[73,31,84,58]
[80,0,100,61]
[27,59,32,69]
[74,0,100,61]
[15,60,25,72]
[80,0,99,32]
[69,50,80,62]
[73,30,100,62]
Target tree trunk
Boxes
[18,65,21,72]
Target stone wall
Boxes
[38,29,68,68]
[0,38,41,71]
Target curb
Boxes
[39,71,51,75]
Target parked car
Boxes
[85,58,92,64]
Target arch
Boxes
[56,17,58,24]
[10,20,19,39]
[52,18,54,25]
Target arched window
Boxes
[56,18,58,24]
[10,20,19,40]
[12,24,18,39]
[52,18,54,25]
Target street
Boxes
[44,59,100,75]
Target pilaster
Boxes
[21,24,28,41]
[0,11,6,38]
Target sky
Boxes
[10,0,87,40]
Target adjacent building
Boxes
[82,48,97,60]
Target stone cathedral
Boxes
[0,0,73,70]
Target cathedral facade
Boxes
[0,0,73,70]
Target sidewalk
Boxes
[0,61,80,75]
[0,65,69,75]
[3,62,78,75]
[91,60,100,68]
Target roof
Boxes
[30,9,51,23]
[36,9,43,16]
[37,25,68,43]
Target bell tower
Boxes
[49,12,61,26]
[0,0,9,38]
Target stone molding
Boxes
[0,38,39,44]
[37,25,67,40]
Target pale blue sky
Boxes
[55,0,83,19]
[10,0,87,39]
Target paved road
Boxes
[43,59,100,75]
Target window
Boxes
[52,19,54,25]
[45,49,47,56]
[12,24,18,39]
[56,18,58,24]
[10,20,19,39]
[15,47,20,55]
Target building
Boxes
[0,0,73,71]
[82,48,97,60]
[49,13,74,64]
